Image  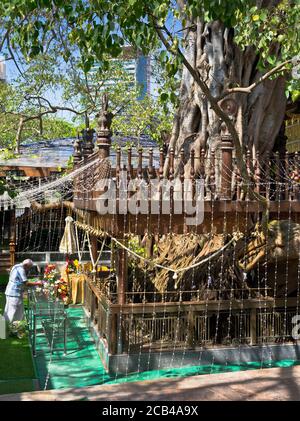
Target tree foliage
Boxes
[112,94,173,148]
[1,1,298,89]
[0,1,299,204]
[0,77,76,152]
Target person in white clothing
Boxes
[4,259,34,323]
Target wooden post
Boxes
[200,148,205,180]
[109,312,118,355]
[210,148,216,198]
[190,149,195,201]
[91,293,96,324]
[9,207,16,268]
[127,147,133,179]
[180,148,185,221]
[218,99,237,200]
[96,94,112,159]
[137,148,143,180]
[73,135,82,165]
[82,128,95,160]
[250,309,257,345]
[220,121,233,199]
[169,148,174,216]
[9,240,16,268]
[187,310,195,348]
[158,147,164,232]
[116,146,121,178]
[117,243,128,305]
[115,241,128,354]
[148,148,155,180]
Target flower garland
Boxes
[37,263,70,304]
[65,257,81,274]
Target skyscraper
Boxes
[0,56,6,82]
[89,46,151,100]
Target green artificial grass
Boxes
[0,292,5,310]
[0,292,37,395]
[0,380,35,395]
[0,335,36,380]
[0,274,8,287]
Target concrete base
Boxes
[83,307,300,374]
[108,343,300,374]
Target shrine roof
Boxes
[0,138,75,170]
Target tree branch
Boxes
[24,94,87,115]
[216,59,294,101]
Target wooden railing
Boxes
[74,146,300,204]
[84,278,299,354]
[105,288,274,304]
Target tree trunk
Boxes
[15,117,24,154]
[166,1,287,177]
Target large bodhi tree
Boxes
[1,0,299,190]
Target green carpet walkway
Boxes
[34,306,109,390]
[33,305,300,391]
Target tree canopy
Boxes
[0,0,299,202]
[1,1,299,92]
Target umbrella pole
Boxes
[66,253,72,305]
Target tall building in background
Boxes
[89,46,151,100]
[0,56,6,82]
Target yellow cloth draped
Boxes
[68,273,87,304]
[61,268,87,304]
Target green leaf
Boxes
[160,92,168,102]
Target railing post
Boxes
[82,128,95,160]
[250,308,257,345]
[9,240,15,268]
[73,135,82,165]
[218,99,237,200]
[109,312,118,355]
[187,309,195,348]
[9,206,16,268]
[96,94,112,159]
[117,241,128,305]
[220,121,233,200]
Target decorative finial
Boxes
[96,94,113,158]
[73,137,82,164]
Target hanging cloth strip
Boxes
[75,223,87,264]
[87,233,107,273]
[111,233,241,280]
[73,221,242,279]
